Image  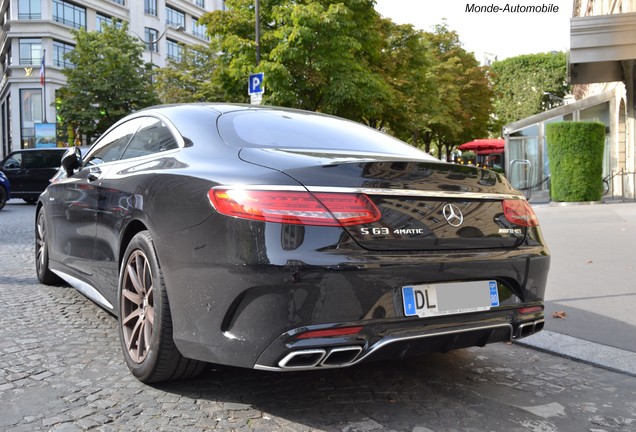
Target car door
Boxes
[21,150,64,197]
[92,117,181,302]
[47,119,143,284]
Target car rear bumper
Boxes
[156,220,549,369]
[255,312,545,371]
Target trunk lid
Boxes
[239,148,528,251]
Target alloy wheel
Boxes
[36,213,47,273]
[121,250,155,363]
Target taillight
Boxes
[208,189,381,227]
[502,199,539,227]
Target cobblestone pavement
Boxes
[2,201,636,432]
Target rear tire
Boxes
[0,186,6,210]
[35,208,62,285]
[118,231,205,383]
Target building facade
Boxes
[0,0,224,157]
[569,0,636,199]
[503,0,636,202]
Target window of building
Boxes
[191,19,208,40]
[2,96,12,154]
[53,0,86,29]
[194,0,205,7]
[145,0,157,16]
[53,41,74,68]
[2,50,10,73]
[166,40,183,62]
[19,0,42,19]
[166,6,185,28]
[97,15,124,31]
[96,14,111,31]
[112,0,125,5]
[19,39,41,65]
[144,28,159,52]
[20,89,43,148]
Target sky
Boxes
[374,0,573,62]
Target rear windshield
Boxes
[218,110,436,160]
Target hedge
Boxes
[546,122,605,202]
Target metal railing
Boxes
[603,170,636,201]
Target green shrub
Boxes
[546,122,605,202]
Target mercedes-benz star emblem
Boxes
[442,203,464,227]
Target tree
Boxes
[164,3,491,161]
[199,0,392,122]
[490,51,569,131]
[419,24,493,160]
[154,44,219,103]
[57,22,159,142]
[372,20,436,140]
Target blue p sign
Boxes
[248,72,264,94]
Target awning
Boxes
[458,139,504,154]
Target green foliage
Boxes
[194,4,492,157]
[419,24,493,160]
[459,150,476,161]
[490,52,569,130]
[155,45,220,103]
[200,0,391,121]
[546,122,606,202]
[56,22,159,142]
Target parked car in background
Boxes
[35,103,550,383]
[1,148,67,203]
[0,171,10,210]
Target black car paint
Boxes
[38,104,549,374]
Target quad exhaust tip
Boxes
[278,346,363,369]
[516,319,545,339]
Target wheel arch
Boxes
[118,220,151,270]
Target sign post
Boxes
[248,72,264,105]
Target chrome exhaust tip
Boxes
[278,349,326,369]
[321,346,363,366]
[516,319,545,339]
[277,346,363,369]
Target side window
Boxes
[22,152,40,169]
[2,153,22,169]
[121,117,179,160]
[23,151,61,169]
[85,118,146,166]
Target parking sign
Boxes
[248,72,264,95]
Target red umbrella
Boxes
[457,139,504,154]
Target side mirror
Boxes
[61,146,82,177]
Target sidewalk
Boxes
[519,201,636,374]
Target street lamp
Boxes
[255,0,260,65]
[134,25,185,78]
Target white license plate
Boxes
[402,280,499,318]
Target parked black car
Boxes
[36,104,550,383]
[1,148,67,203]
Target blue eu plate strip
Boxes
[489,281,500,307]
[403,287,417,316]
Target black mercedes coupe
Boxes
[36,104,549,382]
